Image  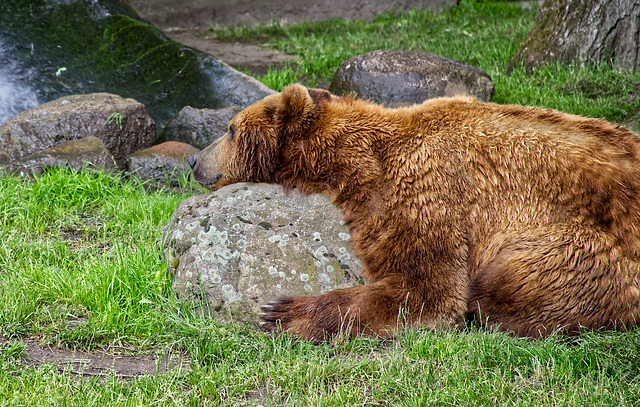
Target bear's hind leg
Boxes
[467,226,640,337]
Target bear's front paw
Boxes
[259,297,297,333]
[259,296,337,341]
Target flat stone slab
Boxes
[167,29,298,77]
[2,136,117,177]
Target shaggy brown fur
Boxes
[190,84,640,341]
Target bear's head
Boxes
[189,84,334,191]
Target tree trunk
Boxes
[510,0,640,70]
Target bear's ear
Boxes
[308,88,332,105]
[276,84,331,139]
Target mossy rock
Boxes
[0,0,273,128]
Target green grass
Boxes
[1,310,640,405]
[2,1,640,405]
[0,169,190,344]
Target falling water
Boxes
[0,38,40,124]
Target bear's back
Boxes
[330,96,640,259]
[413,97,640,259]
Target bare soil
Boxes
[128,0,453,31]
[1,335,189,380]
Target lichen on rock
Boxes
[163,183,362,326]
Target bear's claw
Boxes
[259,303,274,312]
[258,297,297,332]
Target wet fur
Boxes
[190,84,640,341]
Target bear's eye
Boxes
[228,125,236,142]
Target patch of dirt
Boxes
[167,28,297,77]
[55,214,112,252]
[1,336,189,380]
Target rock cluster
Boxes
[0,48,495,189]
[0,0,274,130]
[0,94,155,169]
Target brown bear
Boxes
[189,84,640,341]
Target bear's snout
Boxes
[189,138,229,190]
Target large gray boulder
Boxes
[0,93,155,169]
[163,183,362,326]
[330,50,495,105]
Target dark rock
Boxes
[158,106,241,149]
[330,50,495,105]
[2,136,116,177]
[129,0,457,30]
[127,141,200,186]
[0,0,274,129]
[0,93,155,169]
[163,183,362,326]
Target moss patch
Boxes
[0,0,223,127]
